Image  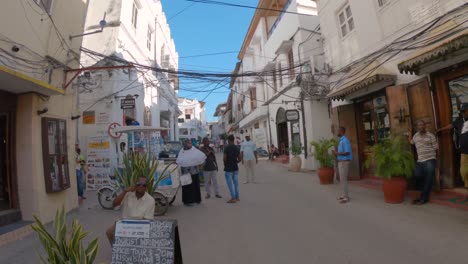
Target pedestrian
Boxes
[409,120,438,205]
[219,138,225,153]
[106,176,155,245]
[224,135,241,203]
[332,126,352,204]
[269,144,279,160]
[201,138,222,199]
[240,135,258,184]
[75,148,86,200]
[438,103,468,198]
[176,139,206,206]
[235,136,241,150]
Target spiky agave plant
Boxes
[114,152,178,194]
[310,138,338,168]
[31,207,99,264]
[364,136,415,179]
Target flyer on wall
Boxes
[86,136,112,190]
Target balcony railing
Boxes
[268,0,292,37]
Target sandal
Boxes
[337,196,346,201]
[227,199,236,204]
[339,198,349,204]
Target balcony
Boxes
[239,105,268,129]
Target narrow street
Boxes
[0,155,467,264]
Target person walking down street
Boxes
[75,148,86,200]
[201,138,222,199]
[106,176,155,245]
[176,139,206,206]
[240,135,258,184]
[219,139,225,153]
[409,120,438,205]
[224,135,241,203]
[332,127,352,204]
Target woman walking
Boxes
[176,139,206,206]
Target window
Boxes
[131,2,138,29]
[254,123,260,129]
[338,3,354,37]
[278,61,283,87]
[147,26,153,50]
[250,87,257,110]
[273,69,278,92]
[178,118,185,123]
[377,0,389,7]
[238,103,241,111]
[185,114,191,120]
[287,50,295,81]
[33,0,53,14]
[179,128,189,136]
[41,118,70,193]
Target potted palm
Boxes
[288,143,303,172]
[365,136,415,204]
[310,138,338,184]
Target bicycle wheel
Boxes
[98,187,115,209]
[152,192,169,216]
[169,186,180,205]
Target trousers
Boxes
[244,160,256,183]
[338,161,350,198]
[203,170,220,195]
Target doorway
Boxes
[0,114,9,210]
[276,108,289,155]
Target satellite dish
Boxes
[99,19,107,28]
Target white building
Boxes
[214,102,228,141]
[230,0,331,169]
[78,0,180,160]
[0,0,89,224]
[177,97,208,142]
[317,0,468,185]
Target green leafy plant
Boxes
[364,136,415,179]
[309,138,338,168]
[288,142,303,156]
[31,207,99,264]
[114,153,178,194]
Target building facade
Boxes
[177,97,207,143]
[318,0,468,187]
[0,0,89,224]
[230,0,332,169]
[78,0,180,164]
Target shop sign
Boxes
[286,110,300,121]
[121,98,135,109]
[82,111,95,124]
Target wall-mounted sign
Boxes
[96,112,110,124]
[120,98,135,109]
[82,111,95,124]
[285,110,300,121]
[108,122,122,139]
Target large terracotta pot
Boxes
[318,167,334,184]
[382,177,408,204]
[289,155,302,172]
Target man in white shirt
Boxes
[106,176,155,245]
[240,135,258,184]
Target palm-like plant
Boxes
[309,138,338,168]
[31,207,99,264]
[364,136,415,179]
[289,142,303,156]
[115,153,177,194]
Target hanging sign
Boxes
[121,98,135,109]
[285,110,300,121]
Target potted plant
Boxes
[31,207,99,264]
[365,136,415,204]
[310,138,338,184]
[288,142,303,172]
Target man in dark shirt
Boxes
[201,138,221,199]
[224,135,241,203]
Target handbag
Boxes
[180,173,192,186]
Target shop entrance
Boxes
[276,108,289,155]
[434,66,468,188]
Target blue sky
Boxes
[160,0,256,122]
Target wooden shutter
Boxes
[386,85,411,136]
[337,104,360,180]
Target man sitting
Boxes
[106,176,155,245]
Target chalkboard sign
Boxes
[111,220,183,264]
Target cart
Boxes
[97,126,180,216]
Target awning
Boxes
[327,61,396,100]
[398,29,468,75]
[114,126,169,133]
[0,65,64,96]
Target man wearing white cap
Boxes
[240,135,258,184]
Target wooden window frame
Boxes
[131,2,138,29]
[147,26,153,51]
[250,87,257,110]
[338,3,355,38]
[288,50,295,81]
[41,117,70,193]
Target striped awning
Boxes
[398,30,468,75]
[327,61,396,100]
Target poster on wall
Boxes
[86,136,112,190]
[254,128,267,149]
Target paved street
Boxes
[1,156,468,264]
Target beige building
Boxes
[0,0,89,225]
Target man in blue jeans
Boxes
[224,135,241,203]
[408,120,438,205]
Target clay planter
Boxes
[382,177,408,204]
[317,167,334,184]
[289,156,302,172]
